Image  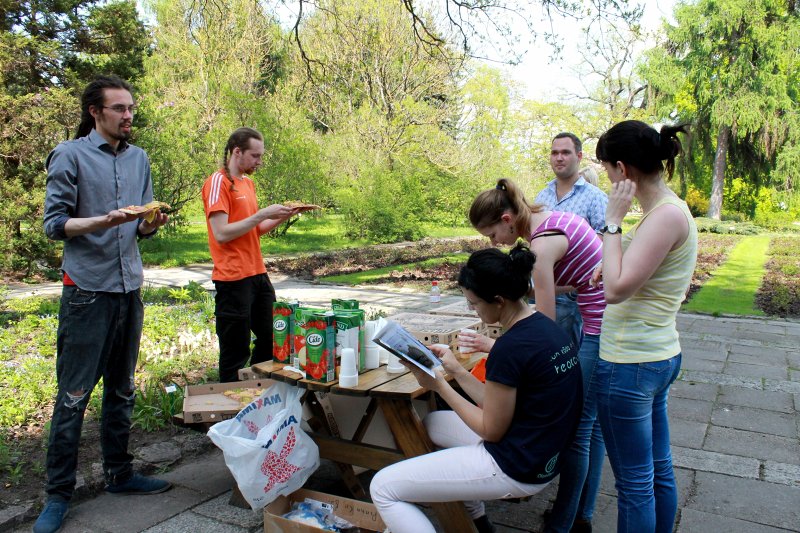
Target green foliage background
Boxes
[0,0,798,276]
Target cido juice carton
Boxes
[302,311,337,382]
[331,298,359,310]
[293,307,326,372]
[272,301,299,364]
[333,309,366,371]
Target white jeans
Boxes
[370,411,549,533]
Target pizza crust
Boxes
[284,201,322,211]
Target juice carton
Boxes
[334,309,366,371]
[332,299,359,310]
[272,301,298,364]
[303,311,337,383]
[294,307,326,372]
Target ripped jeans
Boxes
[45,286,144,502]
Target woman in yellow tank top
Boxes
[591,120,697,533]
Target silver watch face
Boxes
[606,224,620,234]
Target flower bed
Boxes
[756,236,800,317]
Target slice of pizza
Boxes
[283,200,322,211]
[119,201,171,223]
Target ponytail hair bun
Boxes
[458,242,535,303]
[597,120,689,179]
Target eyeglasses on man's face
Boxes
[101,104,137,114]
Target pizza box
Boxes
[182,378,276,424]
[264,488,386,533]
[384,312,483,351]
[428,301,505,339]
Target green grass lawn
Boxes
[683,235,770,316]
[139,213,475,267]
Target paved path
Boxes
[4,267,800,532]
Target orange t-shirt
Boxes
[202,169,266,282]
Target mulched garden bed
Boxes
[756,236,800,317]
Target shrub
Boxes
[694,217,761,235]
[685,186,709,217]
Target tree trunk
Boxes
[707,125,731,220]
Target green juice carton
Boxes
[272,301,298,364]
[334,309,366,371]
[294,307,326,372]
[332,299,359,310]
[303,311,337,383]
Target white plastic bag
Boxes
[207,382,319,509]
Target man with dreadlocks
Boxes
[38,75,171,533]
[202,127,298,383]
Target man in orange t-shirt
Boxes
[202,127,297,382]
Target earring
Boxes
[510,226,514,233]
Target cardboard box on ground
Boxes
[264,488,387,533]
[182,378,275,424]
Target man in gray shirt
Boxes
[36,76,171,533]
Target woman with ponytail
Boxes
[370,243,582,533]
[592,120,696,532]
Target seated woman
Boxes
[369,243,583,533]
[465,178,607,533]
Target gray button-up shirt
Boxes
[44,129,153,293]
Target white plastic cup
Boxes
[378,347,390,365]
[339,348,358,387]
[365,321,377,346]
[365,345,380,369]
[458,328,477,353]
[386,353,405,373]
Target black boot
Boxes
[473,514,497,533]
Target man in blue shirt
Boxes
[534,132,608,348]
[36,76,172,533]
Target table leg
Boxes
[305,392,367,499]
[378,398,476,533]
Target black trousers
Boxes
[213,273,275,382]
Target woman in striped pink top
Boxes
[466,178,606,533]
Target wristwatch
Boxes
[602,223,622,235]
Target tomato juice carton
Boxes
[272,301,299,364]
[294,307,326,372]
[302,311,337,383]
[333,309,366,372]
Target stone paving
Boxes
[4,266,799,532]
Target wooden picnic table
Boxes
[251,352,487,533]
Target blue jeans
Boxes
[555,292,583,350]
[46,286,143,501]
[546,334,604,532]
[595,354,682,533]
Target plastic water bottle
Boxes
[430,280,441,303]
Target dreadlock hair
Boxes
[75,76,133,139]
[458,242,536,304]
[596,120,690,180]
[469,178,544,239]
[223,127,263,191]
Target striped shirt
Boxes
[531,211,606,335]
[600,198,698,363]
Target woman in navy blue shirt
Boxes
[370,243,583,533]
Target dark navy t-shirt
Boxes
[483,312,582,484]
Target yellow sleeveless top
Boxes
[599,197,698,363]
